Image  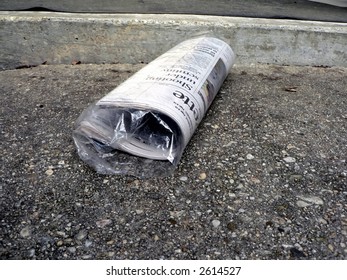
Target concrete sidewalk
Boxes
[1,63,346,259]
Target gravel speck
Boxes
[212,220,221,228]
[179,176,188,181]
[283,157,296,163]
[28,249,35,257]
[82,254,92,259]
[45,169,54,176]
[96,219,112,228]
[246,154,255,160]
[75,230,88,241]
[85,240,93,247]
[67,247,76,253]
[199,172,207,180]
[20,226,31,238]
[290,248,306,259]
[296,200,311,207]
[297,195,324,205]
[227,221,237,232]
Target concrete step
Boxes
[1,12,347,70]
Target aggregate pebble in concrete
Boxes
[1,63,346,260]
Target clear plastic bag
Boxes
[73,106,182,177]
[73,36,235,178]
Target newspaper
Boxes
[73,36,235,176]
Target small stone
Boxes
[296,200,311,207]
[212,219,221,228]
[297,195,324,205]
[223,141,237,147]
[133,179,140,186]
[57,240,63,246]
[290,248,306,259]
[246,154,255,160]
[284,157,296,163]
[96,219,112,228]
[328,244,334,251]
[85,240,92,247]
[108,252,115,257]
[179,176,188,181]
[82,255,92,259]
[135,209,144,215]
[199,172,207,180]
[58,160,65,165]
[28,249,35,257]
[282,244,293,249]
[20,226,31,238]
[64,238,73,244]
[290,174,303,181]
[250,177,261,184]
[320,153,326,158]
[154,235,160,241]
[227,221,237,232]
[28,164,35,170]
[67,247,76,253]
[75,230,88,240]
[45,169,54,176]
[56,231,67,237]
[229,192,236,198]
[170,210,185,218]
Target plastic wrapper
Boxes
[73,36,236,178]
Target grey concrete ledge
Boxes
[1,11,347,69]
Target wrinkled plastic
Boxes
[73,106,182,177]
[73,36,235,178]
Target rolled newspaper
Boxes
[73,36,235,177]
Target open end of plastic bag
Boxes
[73,104,183,178]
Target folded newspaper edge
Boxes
[73,36,236,177]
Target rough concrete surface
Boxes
[1,12,347,70]
[1,63,346,260]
